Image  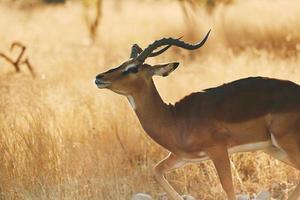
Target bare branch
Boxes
[0,42,35,77]
[0,52,20,72]
[21,59,35,77]
[11,42,26,65]
[83,0,102,44]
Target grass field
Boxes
[0,0,300,199]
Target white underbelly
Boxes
[228,141,272,154]
[183,140,273,163]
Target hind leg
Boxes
[289,185,300,200]
[263,146,297,169]
[263,145,300,199]
[272,132,300,200]
[285,153,300,200]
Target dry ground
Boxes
[0,0,300,199]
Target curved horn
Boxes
[137,30,211,62]
[130,43,172,59]
[130,44,143,58]
[148,45,171,57]
[148,37,182,57]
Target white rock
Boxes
[255,191,270,200]
[236,194,250,200]
[181,195,196,200]
[132,193,153,200]
[158,192,168,200]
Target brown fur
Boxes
[96,61,300,200]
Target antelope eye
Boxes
[122,67,138,75]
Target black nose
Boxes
[96,74,104,79]
[95,79,101,85]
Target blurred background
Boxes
[0,0,300,199]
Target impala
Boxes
[94,30,300,200]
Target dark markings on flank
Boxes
[174,77,300,123]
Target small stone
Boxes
[132,193,153,200]
[181,194,196,200]
[236,194,250,200]
[256,191,270,200]
[158,192,168,200]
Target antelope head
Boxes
[94,30,210,95]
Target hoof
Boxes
[132,193,153,200]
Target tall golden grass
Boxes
[0,0,300,199]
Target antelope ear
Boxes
[152,62,179,77]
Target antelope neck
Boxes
[129,80,178,150]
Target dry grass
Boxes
[0,0,300,199]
